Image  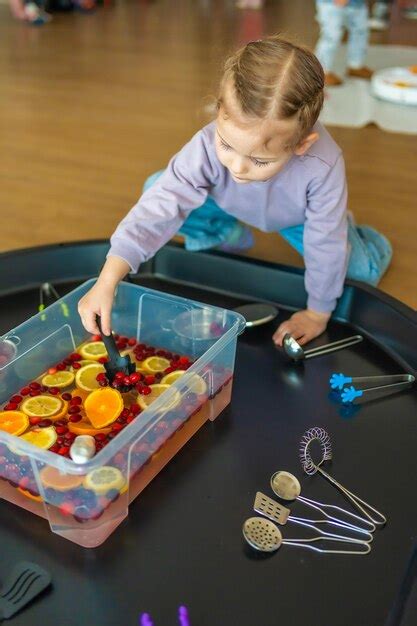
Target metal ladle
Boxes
[283,333,363,362]
[234,303,278,328]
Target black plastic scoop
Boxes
[0,561,51,620]
[95,315,135,387]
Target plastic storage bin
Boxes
[0,280,245,547]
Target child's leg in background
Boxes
[280,216,392,287]
[315,2,346,83]
[143,171,254,253]
[345,3,372,78]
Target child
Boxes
[78,36,391,347]
[9,0,51,24]
[315,0,373,86]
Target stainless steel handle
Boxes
[304,335,363,359]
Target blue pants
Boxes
[144,171,392,287]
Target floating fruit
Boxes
[161,370,186,386]
[68,420,112,437]
[20,395,62,418]
[0,410,29,436]
[49,401,69,421]
[79,342,107,361]
[75,363,106,392]
[17,487,43,502]
[137,384,181,411]
[20,426,57,449]
[40,466,85,492]
[41,371,75,389]
[84,388,124,428]
[161,371,207,395]
[83,466,125,495]
[141,356,171,374]
[73,359,97,370]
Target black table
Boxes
[0,242,416,626]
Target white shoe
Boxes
[368,17,389,30]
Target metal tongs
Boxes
[283,334,363,362]
[329,372,415,404]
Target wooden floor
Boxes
[0,0,416,308]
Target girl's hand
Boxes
[272,309,331,347]
[78,256,131,335]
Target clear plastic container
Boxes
[0,280,245,547]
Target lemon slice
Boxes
[75,363,106,392]
[137,383,181,411]
[20,426,57,449]
[79,341,107,361]
[161,371,207,395]
[42,370,75,388]
[21,395,63,418]
[83,466,125,495]
[141,356,171,373]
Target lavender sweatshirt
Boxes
[108,121,348,313]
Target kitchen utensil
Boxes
[234,303,278,328]
[0,561,51,620]
[69,435,96,463]
[95,315,135,386]
[283,334,363,362]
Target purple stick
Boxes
[140,613,154,626]
[178,605,191,626]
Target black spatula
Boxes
[96,315,136,387]
[0,561,51,620]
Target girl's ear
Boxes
[294,132,319,156]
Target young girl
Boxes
[78,36,391,347]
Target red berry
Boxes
[119,336,128,344]
[98,357,108,364]
[48,367,57,375]
[55,419,68,426]
[56,363,66,371]
[178,356,190,366]
[144,375,155,385]
[94,433,107,442]
[69,414,82,423]
[64,432,76,442]
[29,382,41,390]
[40,385,49,392]
[55,426,68,435]
[68,406,81,414]
[56,437,64,445]
[127,338,136,346]
[61,392,72,401]
[29,416,42,426]
[4,403,18,411]
[72,362,81,370]
[64,358,73,366]
[99,380,108,387]
[130,403,141,416]
[129,372,141,384]
[92,334,101,342]
[96,372,107,382]
[164,367,174,375]
[49,444,60,453]
[29,390,41,397]
[39,419,53,428]
[20,387,31,396]
[70,353,82,361]
[123,376,131,387]
[49,387,59,395]
[112,422,124,432]
[70,396,82,406]
[127,415,135,424]
[115,372,125,380]
[112,380,122,389]
[59,502,74,516]
[58,446,70,456]
[142,386,152,396]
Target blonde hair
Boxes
[219,35,324,148]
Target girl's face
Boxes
[215,83,317,184]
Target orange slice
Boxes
[83,466,125,495]
[50,401,69,422]
[141,356,171,373]
[68,419,112,437]
[84,388,123,428]
[17,487,43,502]
[409,65,417,74]
[79,341,107,361]
[137,383,181,411]
[20,426,57,449]
[0,410,29,436]
[21,395,62,418]
[41,371,75,388]
[75,363,106,392]
[40,466,85,492]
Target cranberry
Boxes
[122,376,131,387]
[38,419,52,428]
[155,372,163,381]
[58,446,70,456]
[29,381,41,390]
[64,432,76,442]
[130,403,141,416]
[72,362,81,370]
[29,390,41,397]
[94,433,107,442]
[135,383,144,393]
[56,363,66,371]
[68,406,81,414]
[112,422,124,432]
[178,356,190,366]
[128,372,140,385]
[99,379,108,387]
[55,426,68,435]
[64,358,73,366]
[96,372,107,382]
[121,408,130,419]
[47,367,57,375]
[164,366,175,375]
[61,392,72,401]
[59,502,74,516]
[4,403,18,411]
[127,338,136,346]
[29,416,42,426]
[112,380,122,389]
[70,353,82,361]
[69,414,82,423]
[55,419,68,426]
[20,387,31,396]
[92,334,101,341]
[95,443,103,452]
[107,432,117,439]
[40,385,49,392]
[98,357,108,364]
[49,387,59,395]
[144,375,155,385]
[114,372,125,380]
[70,396,82,406]
[10,395,22,404]
[50,443,61,454]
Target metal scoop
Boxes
[283,334,363,362]
[242,517,371,555]
[234,303,278,328]
[95,315,135,386]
